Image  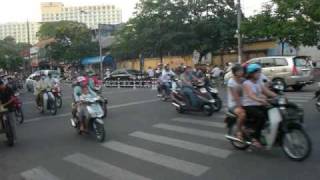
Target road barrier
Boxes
[104,78,158,90]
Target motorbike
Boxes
[12,92,24,124]
[314,83,320,112]
[70,96,106,142]
[0,108,15,146]
[38,90,57,115]
[52,83,62,109]
[225,84,311,161]
[206,85,223,112]
[171,80,217,116]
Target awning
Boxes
[81,55,115,66]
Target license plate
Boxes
[200,88,207,93]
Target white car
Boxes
[25,70,60,92]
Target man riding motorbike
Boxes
[242,64,277,147]
[180,66,200,107]
[0,79,17,141]
[160,64,175,98]
[227,64,246,140]
[35,73,52,109]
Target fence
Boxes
[104,78,158,89]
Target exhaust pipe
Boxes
[225,135,252,145]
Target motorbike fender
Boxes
[265,108,283,149]
[87,104,104,118]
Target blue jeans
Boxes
[181,86,198,107]
[162,82,171,96]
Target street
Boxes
[0,84,320,180]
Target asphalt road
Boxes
[0,83,319,180]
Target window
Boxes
[248,58,261,64]
[261,58,275,67]
[274,58,288,66]
[294,57,310,67]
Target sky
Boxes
[0,0,270,23]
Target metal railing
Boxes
[104,78,158,90]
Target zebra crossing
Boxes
[285,92,314,106]
[20,114,230,180]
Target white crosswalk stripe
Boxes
[153,123,226,141]
[102,141,210,176]
[172,117,225,128]
[130,131,231,158]
[64,153,151,180]
[21,167,60,180]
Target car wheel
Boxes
[273,78,286,91]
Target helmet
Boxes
[77,76,86,83]
[231,64,244,75]
[246,64,261,74]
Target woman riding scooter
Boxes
[242,64,277,147]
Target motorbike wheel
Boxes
[282,128,311,161]
[15,108,24,124]
[93,121,106,142]
[213,96,223,112]
[316,98,320,112]
[228,123,250,150]
[49,99,57,115]
[4,118,14,147]
[104,103,108,118]
[203,104,214,116]
[56,96,62,108]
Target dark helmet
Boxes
[231,64,244,75]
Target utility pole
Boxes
[98,24,103,81]
[237,0,242,64]
[26,20,31,74]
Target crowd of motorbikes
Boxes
[0,67,319,162]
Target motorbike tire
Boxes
[56,96,62,108]
[213,96,223,112]
[49,99,57,116]
[316,98,320,112]
[104,103,108,118]
[4,118,14,147]
[228,123,250,150]
[15,108,24,124]
[281,128,312,161]
[94,121,106,142]
[203,104,214,116]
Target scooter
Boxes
[171,80,216,116]
[38,90,57,115]
[70,96,106,142]
[52,83,62,108]
[12,92,24,124]
[225,84,311,161]
[206,86,223,112]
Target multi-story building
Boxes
[0,22,40,44]
[41,2,122,29]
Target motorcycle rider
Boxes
[160,64,175,97]
[227,64,246,140]
[35,73,52,109]
[155,63,163,97]
[180,66,200,107]
[242,64,277,147]
[0,79,17,141]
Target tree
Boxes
[0,37,24,71]
[37,21,99,63]
[242,1,320,53]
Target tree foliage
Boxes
[37,21,99,62]
[242,0,320,47]
[0,37,28,71]
[112,0,238,62]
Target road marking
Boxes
[24,99,159,123]
[153,123,226,141]
[172,118,225,128]
[64,153,151,180]
[102,141,209,176]
[289,99,310,103]
[130,131,231,158]
[21,167,60,180]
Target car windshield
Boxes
[127,70,140,74]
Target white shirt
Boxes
[147,69,154,77]
[160,70,175,83]
[227,78,243,108]
[211,67,222,77]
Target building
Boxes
[0,22,40,44]
[41,2,122,29]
